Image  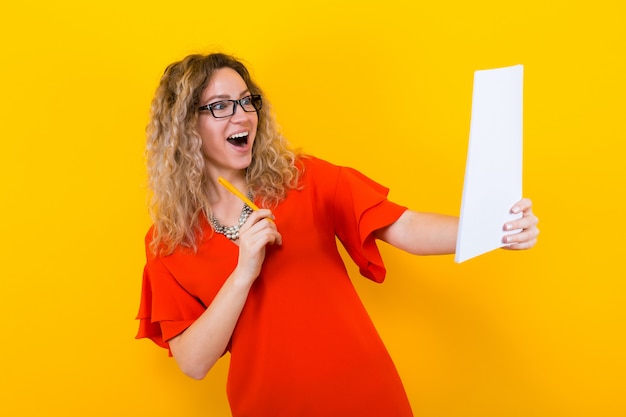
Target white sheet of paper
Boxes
[455,65,524,263]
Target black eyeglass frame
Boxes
[198,94,263,118]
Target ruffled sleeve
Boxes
[135,237,206,352]
[332,165,407,283]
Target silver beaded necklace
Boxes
[209,191,254,241]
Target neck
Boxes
[205,168,249,227]
[206,169,248,204]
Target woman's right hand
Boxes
[234,209,282,285]
[169,209,281,380]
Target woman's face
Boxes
[197,67,259,176]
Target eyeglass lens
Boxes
[209,95,262,118]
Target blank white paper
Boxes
[455,65,524,263]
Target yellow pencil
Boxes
[217,176,274,222]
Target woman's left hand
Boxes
[501,198,539,250]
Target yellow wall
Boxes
[1,1,624,416]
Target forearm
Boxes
[376,198,538,255]
[375,210,459,255]
[168,210,282,379]
[168,268,254,380]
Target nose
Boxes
[230,101,248,122]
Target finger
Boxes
[240,220,282,247]
[503,227,537,244]
[502,238,537,250]
[247,209,275,224]
[510,198,533,214]
[507,211,538,232]
[503,228,538,249]
[504,214,538,233]
[268,229,282,246]
[502,225,539,248]
[260,226,282,246]
[239,209,276,234]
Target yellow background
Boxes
[1,0,624,416]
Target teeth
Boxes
[228,132,248,139]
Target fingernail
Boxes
[504,223,512,231]
[511,206,520,214]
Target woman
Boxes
[136,53,539,417]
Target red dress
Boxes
[136,156,413,416]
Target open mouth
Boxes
[227,132,249,147]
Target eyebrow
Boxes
[205,89,251,103]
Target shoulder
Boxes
[143,225,157,259]
[144,224,156,245]
[143,225,175,260]
[143,219,210,264]
[298,154,338,172]
[295,155,390,193]
[296,155,341,185]
[298,155,391,195]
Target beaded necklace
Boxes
[209,191,254,241]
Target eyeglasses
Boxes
[198,95,262,118]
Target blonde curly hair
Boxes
[146,53,301,255]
